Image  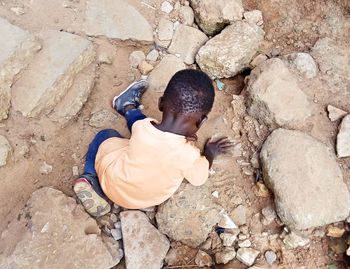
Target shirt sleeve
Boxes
[183,156,210,186]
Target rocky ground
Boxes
[0,0,350,268]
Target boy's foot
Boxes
[74,177,111,218]
[112,80,149,116]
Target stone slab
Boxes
[12,30,95,117]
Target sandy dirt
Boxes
[0,0,349,268]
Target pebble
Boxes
[236,248,260,267]
[157,18,174,41]
[195,250,213,267]
[211,191,219,198]
[215,247,236,264]
[146,49,159,62]
[98,52,113,65]
[238,239,252,248]
[283,231,310,249]
[178,5,194,26]
[231,205,247,226]
[10,7,25,15]
[261,205,277,225]
[327,226,345,238]
[72,166,79,176]
[111,228,122,241]
[218,213,238,229]
[264,250,277,265]
[110,214,118,223]
[129,51,145,68]
[161,1,173,13]
[0,135,12,166]
[255,182,270,198]
[220,232,238,247]
[337,115,350,158]
[327,105,347,122]
[138,60,154,75]
[250,53,268,67]
[39,161,53,174]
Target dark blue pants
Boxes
[83,109,146,176]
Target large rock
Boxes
[260,129,350,230]
[0,187,119,268]
[12,30,95,117]
[49,64,96,125]
[247,58,311,129]
[168,25,208,65]
[312,37,350,79]
[0,17,41,120]
[0,135,12,167]
[85,0,153,42]
[156,183,223,248]
[190,0,244,36]
[337,115,350,158]
[148,54,186,92]
[196,21,264,78]
[120,210,170,269]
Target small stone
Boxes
[250,54,268,68]
[327,105,347,122]
[261,205,277,225]
[337,115,350,158]
[138,60,154,75]
[146,49,159,62]
[168,25,208,64]
[244,10,263,26]
[98,52,113,65]
[327,226,345,238]
[18,144,29,157]
[72,166,79,176]
[0,135,12,166]
[195,250,213,267]
[231,205,246,226]
[220,232,238,247]
[347,246,350,256]
[236,248,260,267]
[110,214,118,223]
[238,239,252,248]
[129,51,146,68]
[264,250,277,265]
[283,231,310,249]
[111,228,122,241]
[218,213,238,229]
[283,52,318,79]
[178,5,194,26]
[158,18,174,41]
[40,161,53,174]
[255,182,270,197]
[10,7,25,15]
[89,110,119,128]
[161,1,174,13]
[215,247,236,264]
[212,191,219,198]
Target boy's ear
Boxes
[158,97,164,111]
[197,115,208,128]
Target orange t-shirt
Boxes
[95,118,209,209]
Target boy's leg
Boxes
[124,108,147,131]
[74,129,122,218]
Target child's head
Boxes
[159,69,215,136]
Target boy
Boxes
[74,69,232,217]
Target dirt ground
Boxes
[0,0,349,268]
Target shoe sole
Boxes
[112,79,149,109]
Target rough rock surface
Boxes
[337,115,350,157]
[0,135,12,167]
[244,10,264,26]
[215,247,236,264]
[85,0,153,42]
[120,210,170,269]
[327,105,347,122]
[283,52,318,79]
[179,6,195,26]
[156,183,223,248]
[148,54,186,92]
[168,25,208,65]
[260,128,350,230]
[12,30,95,117]
[0,17,41,120]
[196,21,264,78]
[247,58,311,129]
[49,64,96,125]
[88,109,119,128]
[0,187,117,269]
[190,0,244,35]
[157,18,174,41]
[312,37,349,79]
[236,248,260,267]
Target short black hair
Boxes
[163,69,215,115]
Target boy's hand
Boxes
[203,137,233,168]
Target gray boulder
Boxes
[247,58,311,129]
[260,129,350,230]
[196,21,264,78]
